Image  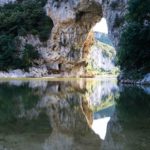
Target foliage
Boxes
[21,44,39,69]
[0,39,39,70]
[0,0,53,41]
[117,0,150,78]
[0,0,53,70]
[0,35,17,70]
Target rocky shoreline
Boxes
[0,66,48,78]
[0,68,150,86]
[118,73,150,85]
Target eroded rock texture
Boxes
[44,0,102,76]
[1,0,127,77]
[44,0,127,76]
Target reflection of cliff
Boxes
[100,86,150,150]
[44,93,100,150]
[0,79,101,150]
[2,79,149,150]
[89,78,119,112]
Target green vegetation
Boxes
[0,0,53,41]
[0,0,53,71]
[0,34,17,70]
[99,41,116,59]
[0,34,39,70]
[117,0,150,79]
[21,44,39,69]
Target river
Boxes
[0,78,149,150]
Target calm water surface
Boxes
[0,78,150,150]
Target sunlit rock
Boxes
[0,0,127,76]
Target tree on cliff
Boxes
[117,0,150,78]
[0,0,53,71]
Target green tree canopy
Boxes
[117,0,150,78]
[0,0,53,71]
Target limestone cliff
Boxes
[44,0,127,77]
[86,33,118,75]
[0,0,127,77]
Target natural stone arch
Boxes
[45,0,127,76]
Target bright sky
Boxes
[92,18,108,34]
[92,117,111,140]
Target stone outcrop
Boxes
[0,0,128,77]
[0,65,48,78]
[44,0,102,76]
[119,73,150,85]
[102,0,128,47]
[86,36,117,75]
[44,0,127,76]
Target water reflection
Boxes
[92,117,111,140]
[0,79,101,150]
[101,85,150,150]
[0,78,150,150]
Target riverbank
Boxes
[0,66,49,78]
[0,68,118,79]
[118,73,150,85]
[0,69,150,85]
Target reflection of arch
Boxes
[47,94,93,133]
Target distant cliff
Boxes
[87,38,118,76]
[94,32,113,46]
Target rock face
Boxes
[102,0,128,47]
[44,0,127,76]
[1,0,128,77]
[86,36,117,75]
[44,0,102,76]
[118,73,150,85]
[0,66,48,78]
